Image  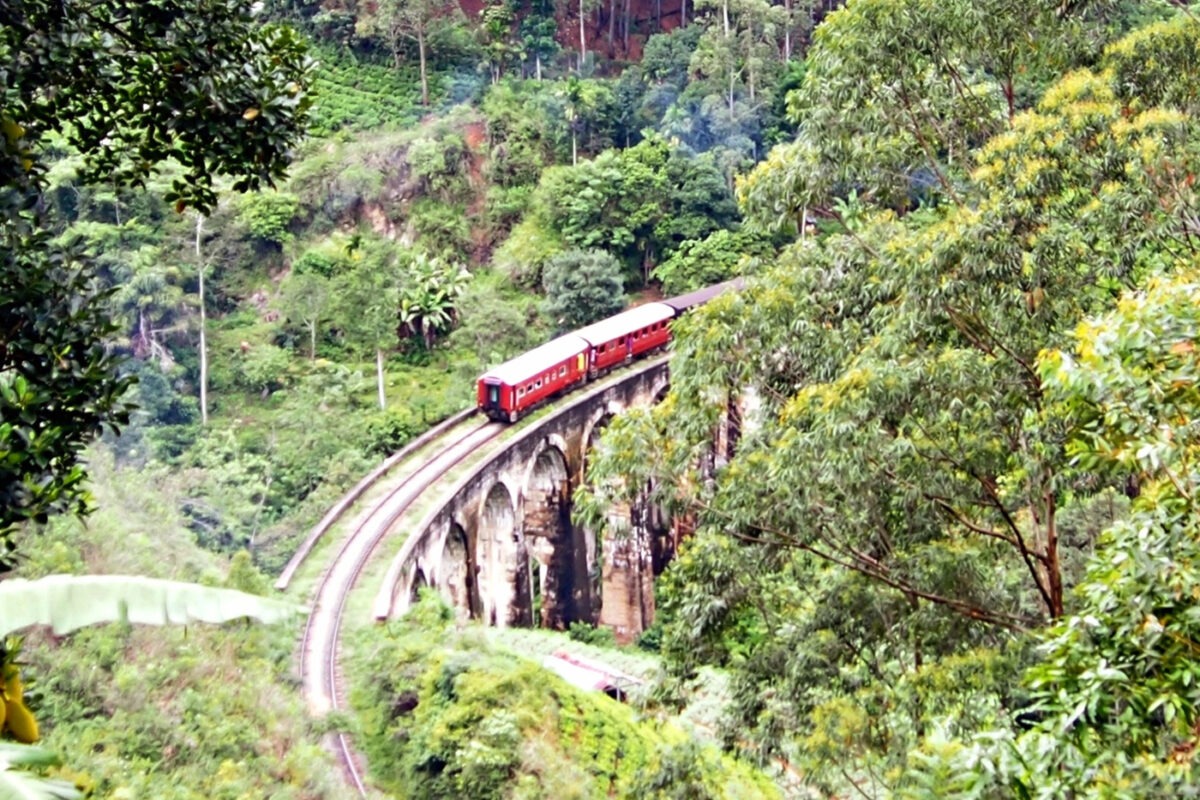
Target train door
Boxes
[482,380,503,419]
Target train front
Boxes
[477,377,507,421]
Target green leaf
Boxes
[0,743,81,800]
[0,575,302,638]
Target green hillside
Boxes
[6,0,1200,797]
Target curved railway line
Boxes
[284,356,678,795]
[291,412,503,795]
[279,283,746,794]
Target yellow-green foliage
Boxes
[349,595,779,800]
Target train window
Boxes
[535,379,542,389]
[517,387,524,398]
[559,366,567,377]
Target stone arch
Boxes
[652,380,671,405]
[576,409,621,620]
[582,401,623,450]
[646,475,676,576]
[521,443,592,628]
[440,521,479,619]
[409,566,429,604]
[478,481,532,628]
[581,405,622,478]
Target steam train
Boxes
[477,280,740,423]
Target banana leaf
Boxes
[0,574,302,638]
[0,743,81,800]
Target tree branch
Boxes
[701,501,1031,631]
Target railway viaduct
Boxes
[372,359,689,642]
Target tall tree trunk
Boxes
[783,0,792,60]
[376,348,387,411]
[572,130,578,166]
[579,0,587,71]
[623,0,630,50]
[390,27,403,70]
[418,31,429,106]
[137,308,149,358]
[681,0,686,27]
[195,215,208,426]
[1044,485,1063,618]
[309,320,317,361]
[724,0,733,114]
[536,52,542,80]
[608,0,616,44]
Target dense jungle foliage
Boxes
[350,594,781,799]
[4,0,1200,796]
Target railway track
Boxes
[290,356,675,795]
[294,413,504,795]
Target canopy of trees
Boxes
[0,0,313,554]
[579,7,1200,795]
[10,0,1200,797]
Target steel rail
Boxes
[297,419,504,794]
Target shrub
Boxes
[409,199,472,257]
[492,216,563,289]
[568,621,617,648]
[292,247,342,278]
[542,249,625,332]
[236,344,292,396]
[235,191,300,245]
[365,408,420,456]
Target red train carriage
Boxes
[477,335,589,422]
[573,303,675,378]
[658,277,744,315]
[476,281,744,424]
